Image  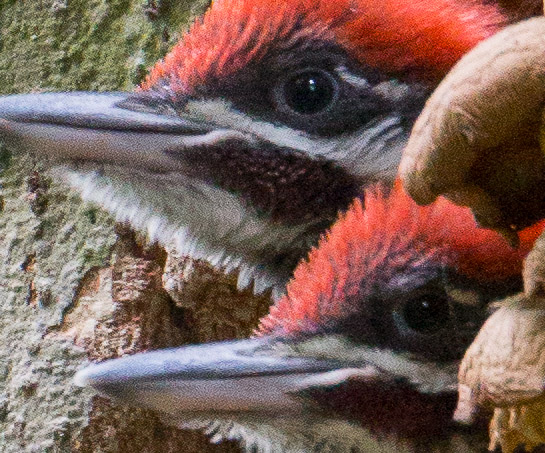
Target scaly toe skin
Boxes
[457,294,545,453]
[524,231,545,297]
[400,17,545,234]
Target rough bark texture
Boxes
[0,2,271,452]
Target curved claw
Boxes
[400,17,545,233]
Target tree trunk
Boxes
[0,1,270,451]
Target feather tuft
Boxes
[142,0,505,93]
[258,183,544,336]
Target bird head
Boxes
[74,183,543,452]
[0,0,504,294]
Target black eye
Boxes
[282,70,337,115]
[402,295,450,334]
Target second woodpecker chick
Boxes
[75,184,544,453]
[0,0,505,295]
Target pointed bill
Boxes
[0,91,246,172]
[74,338,347,415]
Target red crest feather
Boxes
[142,0,504,93]
[258,183,544,336]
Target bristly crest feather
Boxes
[257,183,544,336]
[142,0,505,93]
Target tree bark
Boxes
[0,1,270,451]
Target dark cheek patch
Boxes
[180,141,361,224]
[302,378,458,439]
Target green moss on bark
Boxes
[0,0,209,92]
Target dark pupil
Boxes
[284,71,334,114]
[403,296,450,334]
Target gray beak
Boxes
[0,92,239,172]
[74,338,346,416]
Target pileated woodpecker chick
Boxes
[75,184,544,453]
[0,0,504,295]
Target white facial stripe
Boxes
[335,65,372,89]
[184,98,407,183]
[295,366,382,390]
[373,80,418,104]
[335,66,426,108]
[184,99,329,153]
[339,117,406,181]
[53,165,315,294]
[446,287,481,307]
[276,335,459,394]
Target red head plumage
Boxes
[142,0,505,94]
[258,183,544,337]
